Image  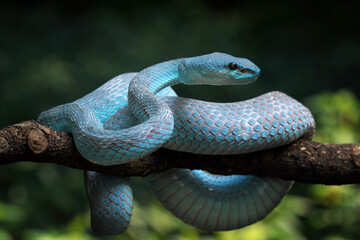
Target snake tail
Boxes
[85,171,133,235]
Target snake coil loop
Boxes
[37,53,315,235]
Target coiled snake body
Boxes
[37,53,315,235]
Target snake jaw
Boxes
[233,58,261,80]
[231,66,260,83]
[242,69,260,82]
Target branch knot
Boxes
[0,137,8,153]
[28,128,48,154]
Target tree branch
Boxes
[1,120,360,185]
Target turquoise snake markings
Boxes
[37,53,315,235]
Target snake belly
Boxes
[37,53,315,234]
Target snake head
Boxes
[179,52,260,85]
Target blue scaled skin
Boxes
[37,53,315,234]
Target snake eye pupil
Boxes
[228,62,237,70]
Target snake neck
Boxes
[128,59,183,122]
[131,59,183,93]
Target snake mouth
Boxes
[236,63,260,82]
[236,69,260,83]
[253,70,260,79]
[240,68,255,75]
[251,67,261,79]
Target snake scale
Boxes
[37,53,315,235]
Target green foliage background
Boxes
[0,1,360,239]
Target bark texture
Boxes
[1,120,360,185]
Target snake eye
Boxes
[228,62,237,70]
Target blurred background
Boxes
[0,1,360,239]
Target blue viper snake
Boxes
[37,52,315,235]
